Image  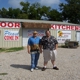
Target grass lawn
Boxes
[0,47,24,53]
[0,73,8,75]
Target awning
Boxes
[22,22,51,29]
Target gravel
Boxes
[0,47,80,80]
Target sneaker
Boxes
[53,66,59,70]
[31,68,34,72]
[42,67,46,71]
[34,67,38,70]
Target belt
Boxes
[31,51,39,54]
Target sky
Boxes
[0,0,66,10]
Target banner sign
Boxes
[57,30,71,43]
[4,30,19,41]
[0,22,20,28]
[27,30,45,38]
[51,24,80,31]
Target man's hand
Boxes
[28,50,30,54]
[40,49,43,53]
[39,45,43,53]
[27,45,31,54]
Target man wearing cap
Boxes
[27,31,40,72]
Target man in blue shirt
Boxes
[27,31,40,72]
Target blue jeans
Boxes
[31,51,40,69]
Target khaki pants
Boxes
[43,49,57,62]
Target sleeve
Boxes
[39,36,44,45]
[28,38,31,45]
[52,36,58,44]
[54,38,58,44]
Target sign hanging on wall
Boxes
[4,30,19,41]
[51,24,80,31]
[57,30,71,43]
[27,30,45,38]
[0,22,21,28]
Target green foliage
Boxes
[0,1,62,21]
[18,13,28,19]
[48,9,62,21]
[0,8,8,18]
[59,0,80,24]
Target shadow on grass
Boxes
[10,64,42,70]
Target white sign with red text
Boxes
[0,22,20,28]
[57,30,71,43]
[27,30,45,38]
[4,30,19,41]
[51,24,80,31]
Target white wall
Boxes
[22,28,46,46]
[76,31,80,44]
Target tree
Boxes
[8,8,14,18]
[40,6,51,19]
[48,9,62,21]
[20,1,30,13]
[59,0,80,24]
[28,2,41,19]
[13,8,21,18]
[0,8,8,18]
[17,13,28,19]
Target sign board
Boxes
[0,22,21,28]
[27,30,45,38]
[4,30,19,41]
[57,30,71,43]
[51,24,80,31]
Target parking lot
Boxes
[0,47,80,80]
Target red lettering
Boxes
[4,36,14,40]
[71,26,75,30]
[1,22,6,27]
[51,25,56,29]
[15,22,20,28]
[57,25,61,29]
[8,22,13,28]
[0,22,20,28]
[62,25,66,30]
[15,36,19,40]
[66,26,71,30]
[75,26,80,30]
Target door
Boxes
[77,31,80,45]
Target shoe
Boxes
[53,66,59,70]
[34,67,38,70]
[31,68,34,72]
[42,67,46,71]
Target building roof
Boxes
[0,18,79,26]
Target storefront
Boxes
[0,21,22,48]
[0,18,80,48]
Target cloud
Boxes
[40,0,60,6]
[8,0,26,8]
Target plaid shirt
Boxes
[40,36,58,50]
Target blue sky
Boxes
[0,0,66,10]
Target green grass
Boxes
[0,48,6,52]
[0,47,24,53]
[0,73,8,75]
